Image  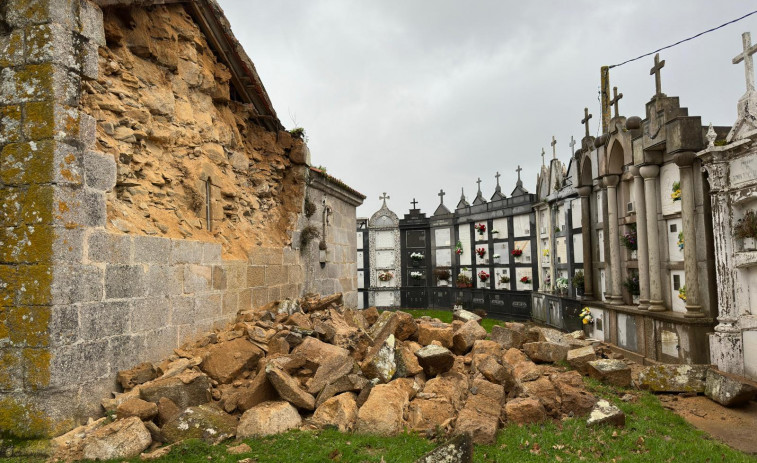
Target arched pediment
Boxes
[368,203,399,228]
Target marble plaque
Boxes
[514,240,531,263]
[571,198,581,228]
[666,218,684,262]
[375,291,395,307]
[572,233,583,263]
[458,224,471,266]
[375,230,395,249]
[617,313,637,352]
[374,215,395,227]
[660,163,682,216]
[556,205,566,231]
[516,268,533,291]
[357,271,364,289]
[376,250,395,268]
[539,210,548,235]
[596,191,604,223]
[475,246,488,266]
[597,230,605,262]
[493,242,509,262]
[493,217,508,238]
[356,251,364,267]
[660,330,679,357]
[406,229,426,248]
[670,270,686,314]
[435,228,451,247]
[494,268,510,290]
[356,232,363,249]
[436,248,452,267]
[743,330,757,380]
[588,308,605,341]
[358,294,364,310]
[513,214,531,236]
[731,153,757,187]
[556,237,567,264]
[600,269,606,301]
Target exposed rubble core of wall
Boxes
[83,4,308,258]
[0,0,362,439]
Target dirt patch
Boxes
[659,394,757,454]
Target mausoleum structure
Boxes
[532,54,718,365]
[360,169,539,319]
[699,32,757,381]
[0,0,362,437]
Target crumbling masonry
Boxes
[0,0,363,437]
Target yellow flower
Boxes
[582,318,589,325]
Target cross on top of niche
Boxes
[581,108,593,138]
[610,86,623,118]
[551,136,557,159]
[733,31,757,93]
[411,198,418,209]
[650,53,665,97]
[380,192,390,206]
[516,165,522,181]
[438,189,445,204]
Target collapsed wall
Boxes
[0,0,362,438]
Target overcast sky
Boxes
[220,1,757,217]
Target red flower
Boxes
[511,249,523,257]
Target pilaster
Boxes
[630,167,650,309]
[640,165,665,312]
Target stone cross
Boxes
[581,108,593,138]
[476,177,482,193]
[438,189,445,204]
[411,198,418,209]
[610,86,623,118]
[733,31,757,93]
[551,136,557,159]
[650,53,665,97]
[380,192,389,207]
[495,171,501,187]
[569,135,576,156]
[516,165,522,182]
[541,148,545,166]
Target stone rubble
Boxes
[59,293,740,460]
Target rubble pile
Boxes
[50,294,622,461]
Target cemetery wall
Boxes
[0,0,362,438]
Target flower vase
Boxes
[631,250,638,260]
[633,294,640,305]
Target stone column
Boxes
[603,175,623,304]
[577,186,594,300]
[675,152,704,318]
[640,165,665,311]
[630,167,650,309]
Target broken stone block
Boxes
[522,341,569,363]
[417,321,454,348]
[311,392,358,432]
[355,382,410,435]
[452,308,482,324]
[705,368,757,407]
[586,399,625,427]
[265,364,315,410]
[139,370,211,409]
[362,306,380,325]
[566,346,597,374]
[586,359,631,387]
[361,334,397,383]
[470,340,502,357]
[117,362,158,390]
[505,397,547,425]
[395,341,424,378]
[502,347,529,366]
[308,353,354,394]
[116,398,158,421]
[237,401,302,437]
[235,370,278,412]
[490,325,525,349]
[452,320,487,354]
[422,371,469,411]
[394,310,418,340]
[367,310,398,341]
[514,360,542,383]
[291,336,350,367]
[415,433,473,463]
[522,376,560,416]
[161,404,237,444]
[199,338,264,384]
[637,364,709,393]
[81,416,152,461]
[454,405,499,444]
[476,356,514,389]
[415,344,455,377]
[157,397,181,426]
[551,371,597,416]
[407,397,456,432]
[315,374,369,408]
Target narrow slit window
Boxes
[670,224,677,233]
[673,274,680,290]
[205,178,212,232]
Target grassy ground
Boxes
[4,310,755,462]
[398,308,508,332]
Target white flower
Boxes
[410,271,423,279]
[410,252,424,260]
[492,254,500,259]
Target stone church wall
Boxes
[0,0,361,438]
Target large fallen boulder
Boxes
[566,346,597,374]
[490,324,525,349]
[415,433,473,463]
[586,399,625,427]
[452,320,487,354]
[587,359,631,387]
[522,341,569,363]
[355,382,410,435]
[199,338,263,384]
[415,344,455,377]
[705,368,757,406]
[139,369,212,409]
[311,392,358,432]
[237,401,302,437]
[505,397,546,425]
[161,404,237,444]
[266,364,316,410]
[417,321,454,348]
[81,416,151,461]
[637,364,709,392]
